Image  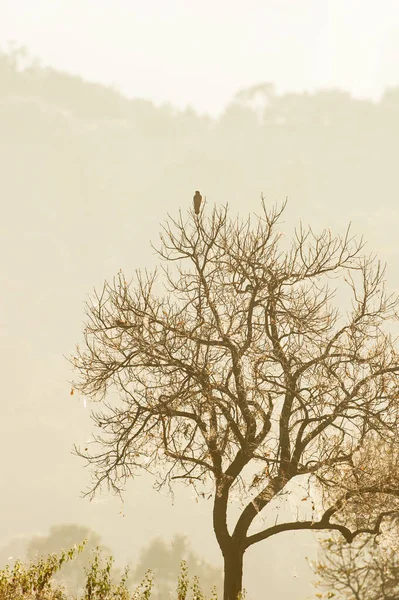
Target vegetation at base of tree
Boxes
[0,526,223,600]
[0,542,248,600]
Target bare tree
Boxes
[71,199,399,600]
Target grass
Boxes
[0,541,249,600]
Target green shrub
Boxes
[0,541,86,599]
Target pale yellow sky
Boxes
[1,0,399,115]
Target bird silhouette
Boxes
[193,190,202,215]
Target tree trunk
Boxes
[223,546,244,600]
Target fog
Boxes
[1,4,399,599]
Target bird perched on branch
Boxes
[193,190,202,215]
[114,319,130,328]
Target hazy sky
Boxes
[1,0,399,115]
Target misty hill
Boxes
[2,47,399,224]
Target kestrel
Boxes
[193,190,202,215]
